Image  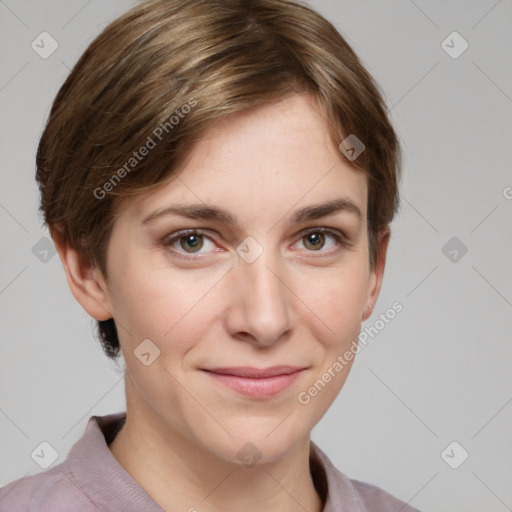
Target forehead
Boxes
[124,93,368,225]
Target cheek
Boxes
[110,266,219,357]
[293,263,368,342]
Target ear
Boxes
[50,226,113,321]
[362,226,391,322]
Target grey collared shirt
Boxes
[0,413,421,511]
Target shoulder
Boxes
[310,442,422,512]
[0,463,97,512]
[350,479,421,512]
[0,412,128,512]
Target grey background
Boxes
[1,1,511,511]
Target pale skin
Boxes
[52,93,390,512]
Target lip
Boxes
[201,366,307,398]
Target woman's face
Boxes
[99,93,386,463]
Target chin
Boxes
[206,421,307,467]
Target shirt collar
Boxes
[69,412,366,512]
[68,412,164,511]
[310,441,366,512]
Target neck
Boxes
[108,376,323,512]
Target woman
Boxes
[0,0,419,510]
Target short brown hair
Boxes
[36,0,402,359]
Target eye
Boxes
[162,229,218,260]
[162,227,350,261]
[295,227,349,253]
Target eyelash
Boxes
[162,227,351,261]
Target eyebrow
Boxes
[140,198,363,226]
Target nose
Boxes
[224,246,294,348]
